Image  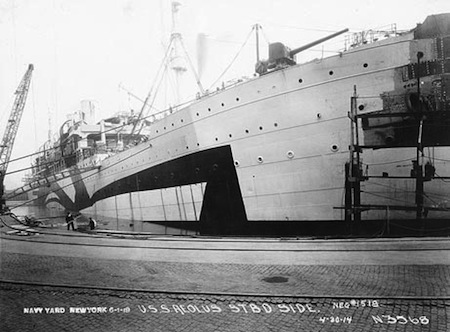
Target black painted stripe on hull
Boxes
[91,145,248,234]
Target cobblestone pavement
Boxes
[1,282,448,332]
[1,252,450,297]
[1,222,449,331]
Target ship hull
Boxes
[26,17,450,236]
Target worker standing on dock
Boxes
[89,217,97,230]
[66,212,75,231]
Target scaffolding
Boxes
[344,85,450,224]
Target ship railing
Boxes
[344,24,399,50]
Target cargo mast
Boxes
[169,1,187,105]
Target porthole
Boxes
[236,97,240,101]
[274,123,278,127]
[317,113,321,119]
[221,103,225,107]
[215,137,218,141]
[245,129,249,134]
[164,126,166,130]
[363,63,368,68]
[358,105,365,111]
[196,112,200,116]
[298,78,303,83]
[171,123,174,126]
[208,108,211,112]
[186,146,189,149]
[329,70,334,75]
[196,143,200,147]
[234,160,240,167]
[287,151,294,159]
[257,156,264,163]
[259,126,263,130]
[229,134,232,138]
[331,144,339,152]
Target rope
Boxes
[209,26,255,89]
[131,39,174,134]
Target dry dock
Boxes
[0,216,449,332]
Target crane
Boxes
[0,64,34,212]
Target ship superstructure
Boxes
[9,13,450,236]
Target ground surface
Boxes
[0,217,449,331]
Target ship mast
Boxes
[130,1,204,136]
[169,1,186,106]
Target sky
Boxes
[1,0,449,189]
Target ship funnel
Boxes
[289,28,349,57]
[196,33,208,79]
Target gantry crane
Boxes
[0,64,34,212]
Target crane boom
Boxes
[0,64,34,211]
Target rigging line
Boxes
[368,181,449,200]
[179,37,205,94]
[0,119,129,167]
[132,38,175,132]
[209,26,255,90]
[3,78,201,170]
[118,84,162,113]
[8,113,188,204]
[205,36,258,46]
[368,181,414,193]
[422,193,450,211]
[136,57,170,136]
[0,95,185,168]
[432,157,450,163]
[362,191,413,205]
[363,157,415,166]
[8,133,161,210]
[435,172,450,183]
[5,157,60,176]
[259,20,344,34]
[260,25,271,45]
[166,63,178,104]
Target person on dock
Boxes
[66,212,75,231]
[89,217,97,230]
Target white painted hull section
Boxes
[35,31,450,226]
